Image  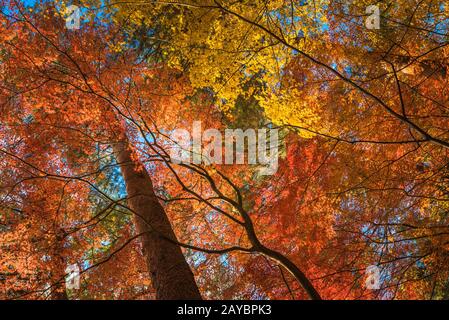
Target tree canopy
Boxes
[1,0,449,300]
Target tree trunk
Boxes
[115,139,202,300]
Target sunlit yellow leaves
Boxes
[106,0,331,135]
[259,89,321,138]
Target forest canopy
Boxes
[1,0,449,300]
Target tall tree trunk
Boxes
[115,139,202,300]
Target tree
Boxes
[1,2,201,299]
[2,0,449,300]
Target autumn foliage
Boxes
[1,0,449,300]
